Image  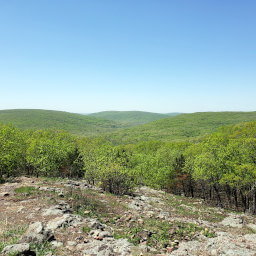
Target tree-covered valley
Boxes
[1,110,256,255]
[1,114,256,213]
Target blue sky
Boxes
[0,0,255,113]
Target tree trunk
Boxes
[251,186,256,215]
[233,189,238,209]
[213,184,223,208]
[189,178,194,198]
[240,190,247,213]
[209,186,212,200]
[181,180,186,196]
[201,182,206,200]
[225,184,232,208]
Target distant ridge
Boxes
[1,110,255,144]
[104,111,256,144]
[165,112,181,116]
[0,109,123,136]
[89,111,178,127]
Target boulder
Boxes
[51,241,63,248]
[2,243,32,255]
[221,215,243,228]
[42,202,72,216]
[46,214,82,231]
[88,219,105,230]
[20,222,54,244]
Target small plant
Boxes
[14,186,35,195]
[66,188,108,219]
[112,217,216,250]
[82,226,91,233]
[203,228,215,238]
[0,225,27,253]
[30,242,55,256]
[109,218,115,224]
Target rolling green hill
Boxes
[2,110,256,143]
[165,112,181,116]
[104,111,256,144]
[89,111,174,127]
[0,109,123,136]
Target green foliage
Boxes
[65,188,108,218]
[113,218,214,249]
[79,142,136,194]
[0,225,26,253]
[0,125,26,180]
[14,186,35,195]
[105,111,256,144]
[192,123,256,189]
[1,116,256,209]
[1,110,256,143]
[30,242,55,256]
[89,110,171,127]
[26,130,78,177]
[0,109,123,136]
[82,226,91,233]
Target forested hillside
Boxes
[89,111,174,127]
[105,111,256,144]
[0,109,123,136]
[1,110,256,144]
[1,120,256,214]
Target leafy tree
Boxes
[0,125,26,181]
[26,130,77,177]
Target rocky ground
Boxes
[0,177,256,256]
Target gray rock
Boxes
[98,231,112,238]
[66,241,77,246]
[80,238,132,256]
[76,243,89,250]
[20,222,54,244]
[140,195,148,201]
[39,187,55,192]
[128,201,141,210]
[89,229,100,237]
[66,241,77,251]
[112,239,133,256]
[42,202,71,216]
[157,211,170,219]
[26,222,43,234]
[247,223,256,231]
[51,241,63,248]
[0,192,10,197]
[170,240,202,256]
[58,192,64,197]
[88,219,105,230]
[46,214,82,231]
[221,215,243,228]
[2,243,30,255]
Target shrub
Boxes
[0,125,26,180]
[99,163,135,195]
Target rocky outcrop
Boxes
[46,213,82,231]
[19,222,54,244]
[221,215,244,228]
[2,177,256,256]
[42,202,71,216]
[2,243,32,255]
[77,238,133,256]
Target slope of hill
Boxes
[0,109,123,136]
[89,111,172,127]
[104,111,256,144]
[1,177,255,255]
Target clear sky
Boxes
[0,0,255,113]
